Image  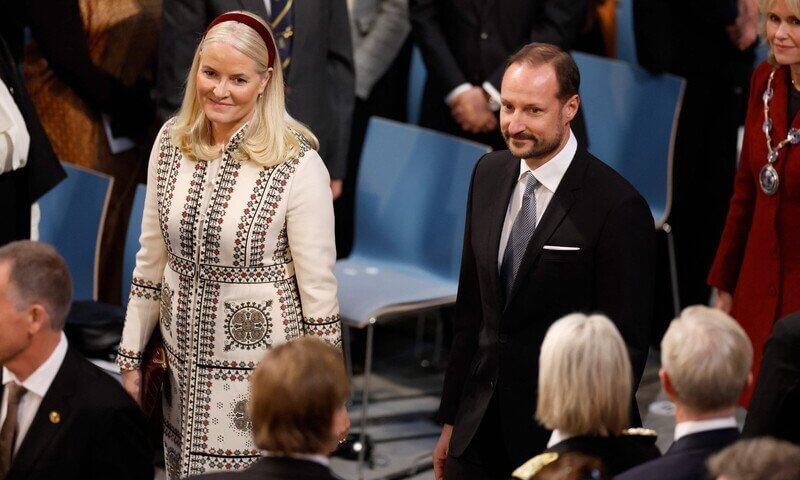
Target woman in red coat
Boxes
[708,0,800,407]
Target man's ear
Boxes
[659,368,677,400]
[27,304,51,334]
[562,94,580,123]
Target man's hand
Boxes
[715,289,733,314]
[433,424,454,480]
[451,87,497,134]
[121,369,142,407]
[330,179,343,201]
[727,0,758,50]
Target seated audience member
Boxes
[618,305,753,480]
[512,314,660,479]
[186,337,350,480]
[742,311,800,445]
[514,452,609,480]
[707,437,800,480]
[0,241,152,480]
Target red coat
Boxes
[708,62,800,407]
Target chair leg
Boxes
[414,312,427,361]
[357,321,375,479]
[342,324,353,380]
[433,309,444,366]
[664,223,681,317]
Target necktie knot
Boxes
[522,172,539,198]
[5,383,26,407]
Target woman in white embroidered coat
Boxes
[115,12,341,479]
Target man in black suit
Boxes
[742,311,800,445]
[0,241,152,480]
[0,35,64,245]
[410,0,588,150]
[157,0,354,199]
[433,44,656,480]
[618,305,752,480]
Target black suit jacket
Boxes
[617,428,740,480]
[2,348,152,480]
[410,0,587,148]
[0,35,64,245]
[185,456,337,480]
[743,312,800,445]
[545,434,661,476]
[440,147,656,467]
[157,0,355,179]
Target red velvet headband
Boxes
[204,12,278,69]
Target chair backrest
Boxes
[121,184,147,306]
[615,0,638,63]
[573,52,685,228]
[37,163,113,301]
[407,46,427,125]
[352,118,490,282]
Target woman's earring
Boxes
[258,92,263,100]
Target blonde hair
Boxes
[249,337,349,454]
[760,0,800,65]
[170,11,318,166]
[536,313,632,437]
[661,305,753,412]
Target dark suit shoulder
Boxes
[617,429,739,480]
[582,152,646,205]
[63,348,140,410]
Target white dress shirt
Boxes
[497,130,577,268]
[673,416,738,442]
[0,333,68,454]
[0,79,30,175]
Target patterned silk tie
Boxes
[0,383,27,477]
[500,171,539,298]
[270,0,294,71]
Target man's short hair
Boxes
[661,305,753,412]
[707,437,800,480]
[249,337,349,454]
[505,43,580,102]
[536,313,631,436]
[0,241,72,330]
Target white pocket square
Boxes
[543,245,580,251]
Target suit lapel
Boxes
[8,350,78,475]
[504,150,589,306]
[487,152,521,307]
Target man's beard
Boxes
[503,121,564,160]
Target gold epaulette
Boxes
[511,452,559,480]
[622,427,658,437]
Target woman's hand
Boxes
[121,369,143,407]
[715,290,733,314]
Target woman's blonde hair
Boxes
[170,11,318,166]
[536,313,632,437]
[760,0,800,65]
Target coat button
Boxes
[480,32,488,40]
[490,380,495,389]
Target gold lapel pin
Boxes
[49,411,61,424]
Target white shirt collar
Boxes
[547,429,575,448]
[673,416,738,442]
[2,333,68,398]
[518,128,577,194]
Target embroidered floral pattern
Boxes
[224,301,273,350]
[303,314,342,347]
[115,347,143,370]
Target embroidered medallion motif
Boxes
[224,301,273,350]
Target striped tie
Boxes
[500,171,539,298]
[0,383,27,477]
[271,0,294,71]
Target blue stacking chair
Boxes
[573,52,686,314]
[406,46,427,125]
[335,117,489,475]
[38,163,113,301]
[121,184,147,307]
[616,0,638,63]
